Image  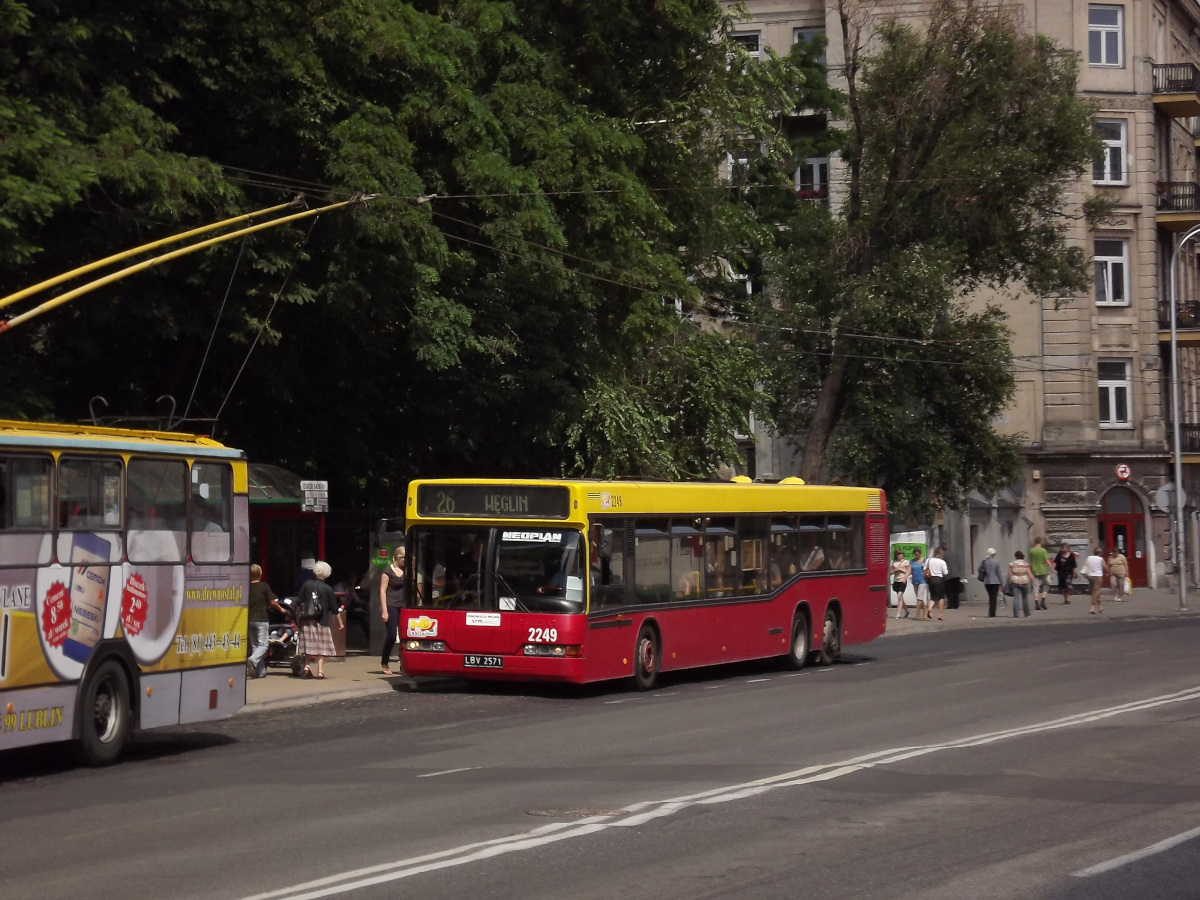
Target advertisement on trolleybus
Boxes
[400,478,889,689]
[0,420,249,764]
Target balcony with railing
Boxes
[1156,181,1200,232]
[1174,424,1200,453]
[1158,296,1200,330]
[1153,63,1200,118]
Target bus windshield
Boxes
[409,525,585,614]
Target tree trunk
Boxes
[798,352,849,483]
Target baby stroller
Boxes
[267,595,304,677]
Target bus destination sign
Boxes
[416,485,570,520]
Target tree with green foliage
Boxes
[0,0,806,504]
[757,0,1102,512]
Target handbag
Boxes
[977,562,987,583]
[1002,581,1013,597]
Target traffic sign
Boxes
[1115,463,1131,481]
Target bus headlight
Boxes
[404,640,446,652]
[522,644,581,658]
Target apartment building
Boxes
[731,0,1200,587]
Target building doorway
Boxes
[1098,487,1147,587]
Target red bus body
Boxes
[400,479,889,686]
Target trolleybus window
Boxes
[128,457,188,563]
[0,455,53,566]
[190,462,231,562]
[0,455,52,531]
[59,456,123,533]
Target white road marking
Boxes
[242,685,1200,900]
[417,767,479,778]
[1073,824,1200,877]
[746,678,770,683]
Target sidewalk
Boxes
[885,583,1200,636]
[243,586,1200,713]
[243,651,433,714]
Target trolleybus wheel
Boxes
[815,608,841,666]
[785,611,809,671]
[633,624,659,691]
[78,659,132,766]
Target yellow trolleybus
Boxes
[0,420,249,763]
[401,478,889,689]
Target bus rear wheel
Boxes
[815,609,841,666]
[633,625,659,691]
[78,660,132,767]
[785,612,809,670]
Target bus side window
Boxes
[633,518,670,605]
[826,515,858,570]
[769,517,799,587]
[589,525,626,611]
[737,517,768,595]
[703,517,737,598]
[798,515,827,571]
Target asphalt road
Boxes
[3,619,1200,900]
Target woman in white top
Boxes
[924,548,949,620]
[1084,548,1107,614]
[1007,550,1032,618]
[891,549,911,618]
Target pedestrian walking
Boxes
[1107,547,1129,602]
[379,546,406,675]
[295,561,344,679]
[246,564,283,679]
[891,549,911,618]
[925,547,949,620]
[980,548,1004,617]
[910,549,929,619]
[1028,537,1050,610]
[1084,547,1107,615]
[1007,550,1032,618]
[1053,543,1077,604]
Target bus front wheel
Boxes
[78,660,132,767]
[815,609,841,666]
[785,612,809,670]
[633,625,659,691]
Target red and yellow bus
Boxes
[400,478,889,688]
[0,420,249,763]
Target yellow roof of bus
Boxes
[407,478,884,523]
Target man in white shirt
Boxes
[1084,548,1107,615]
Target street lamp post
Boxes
[1167,226,1200,612]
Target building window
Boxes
[1098,360,1132,427]
[793,27,826,67]
[1094,238,1128,306]
[1093,120,1127,184]
[731,32,761,61]
[794,157,829,199]
[1088,5,1123,67]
